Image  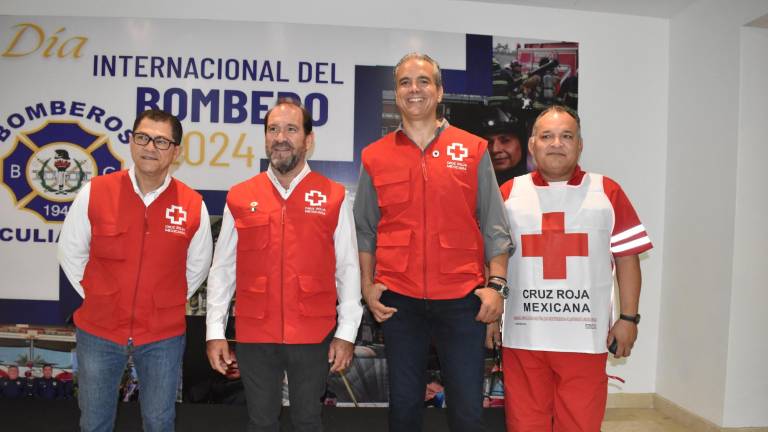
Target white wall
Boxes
[660,0,768,427]
[722,25,768,427]
[0,0,670,393]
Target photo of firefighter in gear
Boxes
[478,107,532,185]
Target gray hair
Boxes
[393,52,443,89]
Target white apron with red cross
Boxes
[502,173,615,353]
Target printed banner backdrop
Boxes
[0,16,468,315]
[0,15,578,324]
[0,15,578,406]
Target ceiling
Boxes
[462,0,700,19]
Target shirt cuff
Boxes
[356,235,377,254]
[206,324,226,341]
[334,322,358,343]
[487,236,515,259]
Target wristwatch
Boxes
[486,279,509,299]
[619,313,641,324]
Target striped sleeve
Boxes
[603,176,652,256]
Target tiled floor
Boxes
[603,408,694,432]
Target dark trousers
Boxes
[237,333,332,432]
[380,290,486,432]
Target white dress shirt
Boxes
[58,167,213,299]
[206,163,363,343]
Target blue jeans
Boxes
[76,329,185,432]
[380,290,486,432]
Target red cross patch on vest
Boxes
[521,212,588,279]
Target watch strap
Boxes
[486,280,509,299]
[619,313,640,324]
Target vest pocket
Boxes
[438,230,482,274]
[236,275,268,319]
[81,288,120,329]
[374,170,411,207]
[151,288,186,332]
[235,213,270,250]
[376,229,412,273]
[298,275,336,317]
[91,224,127,260]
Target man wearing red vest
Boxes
[494,106,652,431]
[58,109,213,432]
[354,53,513,432]
[205,99,363,431]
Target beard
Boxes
[268,141,305,174]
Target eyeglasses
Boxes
[132,132,177,150]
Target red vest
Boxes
[228,171,344,343]
[74,170,202,346]
[362,126,486,299]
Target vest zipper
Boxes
[129,207,149,344]
[280,204,286,343]
[406,131,434,300]
[421,153,428,299]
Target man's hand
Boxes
[363,281,397,322]
[607,319,638,358]
[328,338,354,373]
[474,287,504,323]
[206,339,233,375]
[485,320,501,349]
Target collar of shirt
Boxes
[531,164,586,187]
[266,162,311,200]
[396,118,449,151]
[128,166,172,206]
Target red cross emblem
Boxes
[165,205,187,226]
[521,212,588,280]
[305,190,327,207]
[446,142,468,161]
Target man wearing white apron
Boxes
[493,106,652,431]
